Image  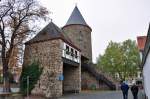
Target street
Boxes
[59,90,133,99]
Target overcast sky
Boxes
[39,0,150,63]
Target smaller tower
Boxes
[62,6,92,62]
[23,22,81,98]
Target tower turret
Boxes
[62,6,92,62]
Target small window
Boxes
[66,45,69,55]
[71,48,74,56]
[84,45,86,49]
[75,50,78,58]
[77,31,83,42]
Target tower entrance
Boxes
[63,62,80,94]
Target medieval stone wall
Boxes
[63,25,92,61]
[23,39,82,98]
[81,71,110,90]
[63,65,81,93]
[23,39,63,98]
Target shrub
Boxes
[20,62,43,96]
[91,84,96,90]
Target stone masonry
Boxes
[23,38,81,98]
[82,70,110,90]
[63,64,81,93]
[63,25,92,61]
[24,39,63,97]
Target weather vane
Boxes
[75,0,79,6]
[50,11,53,22]
[50,18,53,22]
[75,2,78,6]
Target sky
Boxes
[39,0,150,63]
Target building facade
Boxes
[137,36,147,60]
[0,45,22,83]
[137,36,146,81]
[141,24,150,99]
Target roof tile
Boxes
[137,36,147,51]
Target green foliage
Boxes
[97,39,141,81]
[20,62,43,96]
[90,84,96,90]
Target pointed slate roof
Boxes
[25,22,80,50]
[26,22,63,44]
[66,6,87,26]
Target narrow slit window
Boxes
[66,45,69,55]
[71,48,74,56]
[75,50,78,58]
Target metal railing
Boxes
[82,63,117,90]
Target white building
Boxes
[137,36,147,81]
[141,24,150,99]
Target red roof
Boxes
[137,36,147,51]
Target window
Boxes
[66,45,69,55]
[75,50,78,58]
[71,48,74,56]
[77,31,83,42]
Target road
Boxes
[59,90,133,99]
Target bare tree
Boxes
[0,0,49,92]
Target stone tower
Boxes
[62,6,92,62]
